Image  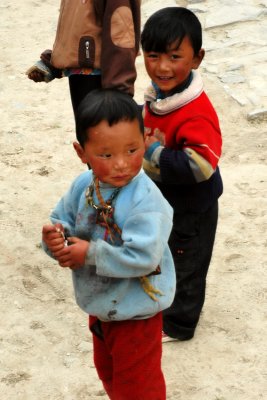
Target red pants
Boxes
[89,313,166,400]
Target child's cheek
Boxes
[132,152,145,171]
[90,158,109,178]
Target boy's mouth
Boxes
[157,76,172,81]
[112,174,129,180]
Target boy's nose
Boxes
[158,57,170,71]
[114,157,127,170]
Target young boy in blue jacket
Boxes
[42,89,175,400]
[141,7,223,342]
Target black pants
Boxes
[163,201,219,340]
[68,74,102,119]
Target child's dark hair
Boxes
[141,7,202,55]
[76,89,144,147]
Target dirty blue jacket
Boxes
[44,169,175,321]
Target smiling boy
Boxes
[141,7,223,342]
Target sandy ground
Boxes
[0,0,266,399]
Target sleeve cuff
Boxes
[144,141,161,161]
[85,240,97,266]
[151,145,164,166]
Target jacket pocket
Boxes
[79,36,95,68]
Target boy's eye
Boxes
[100,153,111,159]
[170,54,180,60]
[147,53,159,59]
[128,148,137,154]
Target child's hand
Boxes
[54,237,90,270]
[144,128,165,151]
[144,133,159,150]
[42,223,65,253]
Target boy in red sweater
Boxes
[141,7,223,341]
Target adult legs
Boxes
[163,201,219,340]
[68,74,102,118]
[69,74,102,169]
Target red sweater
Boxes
[143,71,223,212]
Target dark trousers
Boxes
[68,74,102,118]
[163,201,219,339]
[69,74,102,168]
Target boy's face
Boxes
[143,36,204,95]
[74,119,145,187]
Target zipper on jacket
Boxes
[79,37,94,68]
[85,41,90,59]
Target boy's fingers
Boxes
[47,237,65,248]
[54,223,64,231]
[56,253,70,263]
[42,225,57,234]
[66,237,78,245]
[53,246,69,258]
[51,244,65,256]
[59,260,74,268]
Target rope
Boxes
[92,177,163,301]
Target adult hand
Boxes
[27,69,45,82]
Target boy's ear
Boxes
[192,48,205,69]
[73,141,88,164]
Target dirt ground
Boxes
[0,1,266,399]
